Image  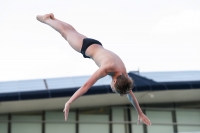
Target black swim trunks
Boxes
[81,38,102,58]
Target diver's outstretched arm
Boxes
[127,91,151,126]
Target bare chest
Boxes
[92,51,127,74]
[85,44,127,72]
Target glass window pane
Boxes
[79,107,109,133]
[0,115,8,120]
[146,110,173,133]
[79,114,108,122]
[11,114,42,133]
[113,124,126,133]
[148,125,173,133]
[45,111,75,133]
[132,125,143,133]
[178,126,200,133]
[131,108,143,133]
[45,111,75,121]
[176,110,200,123]
[112,107,126,133]
[80,123,109,133]
[146,110,172,123]
[112,107,125,121]
[0,123,8,133]
[0,115,8,133]
[176,110,200,133]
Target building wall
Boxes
[0,102,200,133]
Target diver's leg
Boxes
[36,13,86,52]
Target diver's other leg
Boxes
[36,13,86,52]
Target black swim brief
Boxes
[81,38,102,58]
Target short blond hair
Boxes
[114,74,134,96]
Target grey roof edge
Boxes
[130,70,200,82]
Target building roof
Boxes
[0,71,200,102]
[133,71,200,82]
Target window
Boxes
[11,112,42,133]
[112,107,127,133]
[146,110,173,133]
[45,110,76,133]
[0,115,8,133]
[131,108,143,133]
[79,107,109,133]
[176,110,200,133]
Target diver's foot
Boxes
[36,13,55,23]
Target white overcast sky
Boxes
[0,0,200,81]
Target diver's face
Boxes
[110,81,115,92]
[110,80,119,94]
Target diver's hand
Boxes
[63,102,71,121]
[138,113,151,126]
